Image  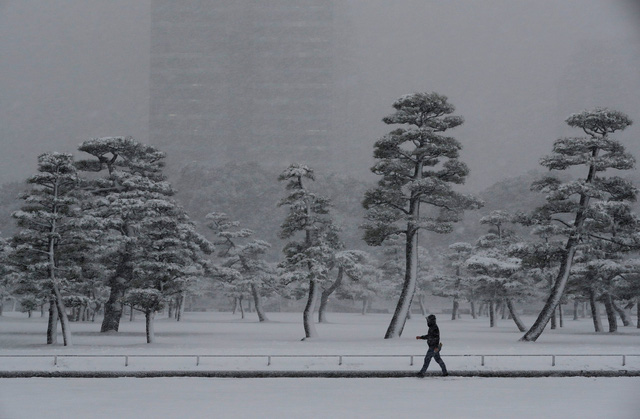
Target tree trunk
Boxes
[319,267,344,323]
[637,299,640,328]
[489,301,496,327]
[52,285,72,346]
[129,304,135,321]
[500,301,507,320]
[302,279,320,339]
[550,306,557,330]
[362,298,368,315]
[167,299,174,318]
[239,296,245,319]
[451,298,459,321]
[558,304,563,328]
[506,299,527,332]
[573,300,579,321]
[521,245,578,341]
[101,281,126,332]
[589,289,602,332]
[232,298,238,315]
[418,295,426,317]
[612,301,631,326]
[0,299,3,316]
[145,310,155,344]
[47,297,58,345]
[251,284,269,322]
[176,292,185,321]
[385,228,418,339]
[470,301,477,319]
[603,293,617,333]
[40,304,45,318]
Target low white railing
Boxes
[1,353,639,368]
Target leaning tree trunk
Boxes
[302,279,320,339]
[319,267,344,323]
[52,284,72,346]
[602,293,617,333]
[589,289,603,332]
[521,246,577,341]
[145,310,155,344]
[506,299,527,332]
[612,301,631,326]
[384,227,418,339]
[47,296,58,345]
[251,284,269,322]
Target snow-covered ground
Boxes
[1,311,639,418]
[1,311,639,371]
[0,377,638,419]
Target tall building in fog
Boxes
[150,0,341,172]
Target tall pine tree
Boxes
[278,164,342,339]
[521,108,634,341]
[362,92,482,338]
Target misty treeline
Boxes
[1,92,640,345]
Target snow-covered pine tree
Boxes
[463,211,532,330]
[565,185,640,332]
[76,136,172,333]
[278,164,342,339]
[0,235,13,316]
[363,92,482,338]
[521,108,634,341]
[123,198,213,343]
[206,211,274,322]
[431,242,474,320]
[318,250,372,323]
[10,153,88,346]
[335,257,384,315]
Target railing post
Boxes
[196,356,200,366]
[622,355,626,367]
[267,356,271,366]
[481,355,485,367]
[552,355,555,367]
[410,356,414,366]
[125,356,129,367]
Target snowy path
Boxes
[1,377,638,419]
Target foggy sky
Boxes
[1,0,639,191]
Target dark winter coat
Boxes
[418,315,440,349]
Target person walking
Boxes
[416,314,448,377]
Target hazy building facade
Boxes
[150,0,340,172]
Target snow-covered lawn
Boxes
[1,311,638,418]
[1,311,639,371]
[1,377,638,419]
